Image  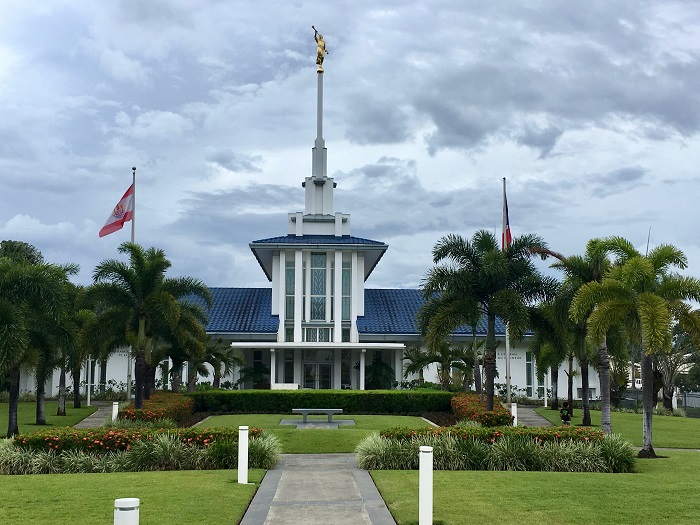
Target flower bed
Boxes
[380,425,604,444]
[118,392,194,424]
[14,427,263,454]
[451,393,514,427]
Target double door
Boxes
[303,363,332,389]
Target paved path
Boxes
[72,401,114,428]
[515,404,554,427]
[240,454,395,525]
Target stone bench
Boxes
[291,408,343,423]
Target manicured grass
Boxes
[373,451,700,525]
[0,469,264,525]
[0,402,98,438]
[198,414,433,453]
[535,407,700,449]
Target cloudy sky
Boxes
[1,1,699,291]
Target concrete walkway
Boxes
[72,401,114,428]
[515,404,554,427]
[240,454,395,525]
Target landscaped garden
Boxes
[0,401,97,438]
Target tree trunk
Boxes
[639,352,657,458]
[213,371,221,389]
[72,366,81,408]
[662,384,674,411]
[598,337,612,434]
[581,355,591,426]
[484,313,497,411]
[134,350,146,409]
[567,353,574,418]
[99,358,108,395]
[160,361,169,391]
[473,342,482,395]
[36,378,46,426]
[187,368,197,392]
[550,367,559,410]
[57,365,67,416]
[171,368,181,393]
[7,365,20,438]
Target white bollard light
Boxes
[419,446,433,525]
[112,402,119,422]
[511,402,518,426]
[114,498,139,525]
[238,426,249,484]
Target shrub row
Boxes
[356,433,635,473]
[14,427,263,454]
[0,432,280,475]
[380,425,604,444]
[451,393,514,427]
[186,390,454,414]
[118,392,194,424]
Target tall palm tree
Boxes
[571,237,700,457]
[0,255,71,437]
[206,340,245,389]
[90,243,211,409]
[422,230,554,410]
[402,346,429,384]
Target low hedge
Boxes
[380,425,604,444]
[14,427,263,454]
[186,389,453,414]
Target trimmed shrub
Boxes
[186,389,453,415]
[105,417,177,429]
[118,392,194,425]
[380,425,604,445]
[14,427,263,454]
[451,393,514,427]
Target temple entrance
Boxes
[303,363,332,389]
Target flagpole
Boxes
[502,177,511,407]
[126,166,136,403]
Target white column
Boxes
[334,250,343,342]
[360,349,366,390]
[238,426,249,484]
[294,250,303,341]
[395,348,403,389]
[351,252,359,342]
[270,349,276,386]
[326,250,332,323]
[293,348,302,386]
[277,251,286,341]
[334,349,342,389]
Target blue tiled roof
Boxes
[205,288,278,333]
[357,289,506,336]
[251,234,385,245]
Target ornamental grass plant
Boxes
[356,432,635,473]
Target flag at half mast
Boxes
[99,184,134,237]
[502,177,512,250]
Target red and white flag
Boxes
[502,177,512,250]
[99,184,134,237]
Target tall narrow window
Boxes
[285,259,295,320]
[310,253,326,320]
[342,260,351,321]
[526,351,533,398]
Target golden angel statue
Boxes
[312,26,329,72]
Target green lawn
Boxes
[373,450,700,525]
[0,469,264,525]
[0,402,98,438]
[198,414,432,453]
[535,407,700,449]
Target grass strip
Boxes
[0,469,264,525]
[199,414,432,453]
[372,450,700,525]
[0,402,97,438]
[535,407,700,449]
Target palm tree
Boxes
[0,254,71,437]
[571,237,700,457]
[422,230,554,410]
[402,345,429,384]
[90,242,212,409]
[206,340,245,389]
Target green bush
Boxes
[187,389,453,414]
[355,433,635,473]
[14,427,263,454]
[105,417,177,429]
[118,392,194,424]
[380,425,604,444]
